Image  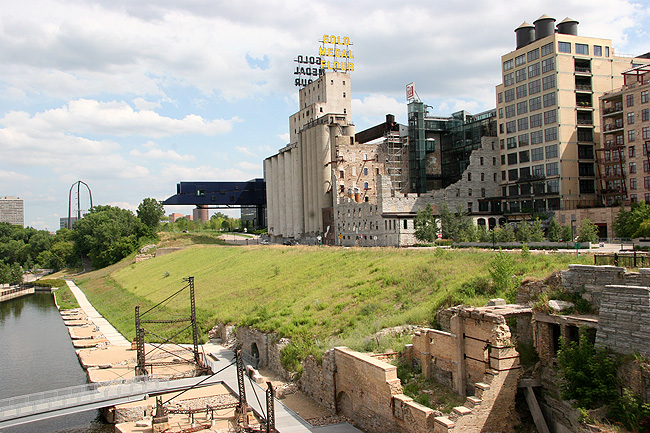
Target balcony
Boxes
[575,66,592,74]
[575,84,593,92]
[577,118,593,125]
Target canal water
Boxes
[0,293,112,433]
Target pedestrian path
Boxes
[64,279,131,346]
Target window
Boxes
[508,169,519,181]
[507,137,517,149]
[547,179,559,193]
[468,172,472,181]
[364,182,368,189]
[644,127,650,140]
[558,41,571,53]
[509,185,519,196]
[630,146,636,157]
[506,121,516,133]
[505,104,515,118]
[518,117,529,131]
[481,171,485,180]
[494,173,497,181]
[646,177,650,189]
[579,145,594,159]
[545,128,558,143]
[576,43,589,55]
[630,162,637,174]
[578,162,594,176]
[531,131,544,145]
[630,178,637,190]
[644,160,649,173]
[631,194,638,202]
[502,171,506,180]
[642,91,649,103]
[518,133,529,147]
[580,179,595,193]
[480,157,484,166]
[541,42,554,56]
[528,48,539,62]
[515,54,526,66]
[541,57,555,73]
[532,164,544,176]
[516,68,527,83]
[544,109,557,125]
[543,92,556,107]
[629,130,636,142]
[519,150,530,163]
[546,143,558,158]
[508,153,518,165]
[516,84,527,99]
[628,113,635,125]
[498,108,503,118]
[594,45,602,56]
[530,97,542,112]
[363,167,368,176]
[517,101,528,115]
[503,59,514,71]
[339,170,344,179]
[481,188,486,197]
[529,79,541,95]
[498,92,503,103]
[532,147,544,161]
[627,94,634,107]
[642,108,649,122]
[542,74,555,90]
[520,167,530,180]
[504,89,515,102]
[606,46,610,57]
[504,72,514,86]
[528,62,540,78]
[500,138,505,148]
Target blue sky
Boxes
[1,0,649,230]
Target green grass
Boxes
[53,284,80,310]
[75,245,593,360]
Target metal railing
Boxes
[0,375,168,422]
[595,252,650,267]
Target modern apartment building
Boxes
[496,15,646,215]
[0,196,24,227]
[598,64,650,205]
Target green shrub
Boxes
[557,333,618,409]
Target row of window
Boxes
[502,179,560,196]
[503,144,558,167]
[500,75,556,102]
[505,198,561,212]
[557,42,609,57]
[502,127,561,149]
[503,43,554,72]
[503,58,555,87]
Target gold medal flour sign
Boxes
[294,35,355,87]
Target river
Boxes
[0,292,113,433]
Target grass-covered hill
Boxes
[75,234,592,361]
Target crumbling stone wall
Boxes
[596,285,650,356]
[234,327,290,380]
[300,350,336,410]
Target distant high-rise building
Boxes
[0,196,24,226]
[60,217,78,229]
[598,64,650,205]
[496,15,647,214]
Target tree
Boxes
[439,203,473,241]
[495,224,516,242]
[414,204,439,243]
[72,205,147,268]
[516,221,531,242]
[530,219,545,242]
[577,218,599,243]
[614,202,650,238]
[560,224,574,242]
[137,198,165,232]
[547,218,562,242]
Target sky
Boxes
[1,0,649,231]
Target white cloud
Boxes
[352,95,406,125]
[277,133,289,143]
[237,161,262,171]
[130,148,195,161]
[133,98,162,111]
[0,169,29,181]
[236,145,256,157]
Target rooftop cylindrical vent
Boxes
[515,22,535,49]
[557,17,579,35]
[533,14,556,40]
[386,114,395,125]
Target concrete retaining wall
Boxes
[596,285,650,356]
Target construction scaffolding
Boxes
[382,130,408,194]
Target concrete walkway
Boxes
[64,280,131,346]
[204,344,362,433]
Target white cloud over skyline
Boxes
[0,0,648,230]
